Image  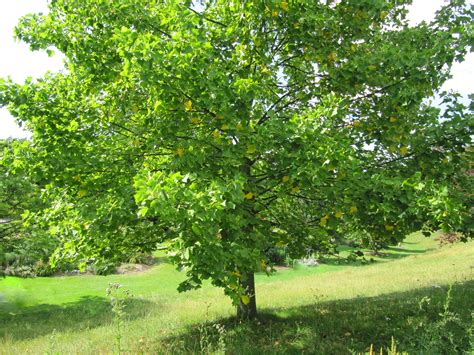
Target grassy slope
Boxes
[0,233,473,354]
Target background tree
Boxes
[0,139,54,276]
[0,0,472,318]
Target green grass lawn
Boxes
[0,232,473,354]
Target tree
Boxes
[1,0,472,318]
[0,139,31,241]
[0,139,54,276]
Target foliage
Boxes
[0,139,159,276]
[0,0,472,314]
[0,140,39,239]
[0,139,56,276]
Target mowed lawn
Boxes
[0,233,473,354]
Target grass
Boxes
[0,232,473,354]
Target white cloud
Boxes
[0,0,472,139]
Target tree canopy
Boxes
[1,0,472,317]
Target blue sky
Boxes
[1,0,472,139]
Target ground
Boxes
[0,232,473,354]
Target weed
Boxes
[366,337,407,355]
[136,336,149,354]
[284,254,299,268]
[412,284,471,353]
[46,328,57,355]
[214,323,227,354]
[198,322,226,354]
[470,311,474,353]
[106,283,132,354]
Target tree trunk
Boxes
[237,160,257,319]
[236,271,257,319]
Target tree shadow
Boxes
[154,256,170,265]
[371,247,428,261]
[0,295,155,341]
[160,280,474,354]
[385,247,427,254]
[319,245,429,267]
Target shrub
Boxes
[263,246,287,265]
[436,232,461,246]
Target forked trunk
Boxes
[236,271,257,319]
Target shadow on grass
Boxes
[320,245,429,267]
[153,256,170,265]
[160,280,474,354]
[385,247,427,254]
[0,295,155,341]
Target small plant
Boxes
[469,311,474,353]
[46,328,57,355]
[136,336,149,354]
[198,323,211,353]
[412,285,471,353]
[106,283,132,354]
[198,322,226,354]
[284,254,297,268]
[214,323,227,354]
[367,337,407,355]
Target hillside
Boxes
[0,232,473,354]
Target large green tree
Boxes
[1,0,472,318]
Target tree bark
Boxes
[236,159,257,319]
[236,271,257,319]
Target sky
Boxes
[0,0,473,139]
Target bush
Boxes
[0,230,59,277]
[127,252,155,265]
[435,232,461,246]
[263,247,287,265]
